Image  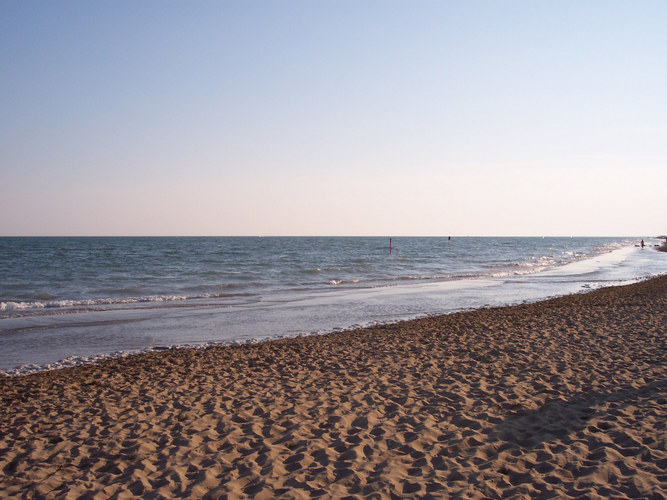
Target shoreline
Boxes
[3,239,663,376]
[1,276,666,497]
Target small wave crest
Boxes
[0,290,260,315]
[0,295,189,312]
[328,279,360,285]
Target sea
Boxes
[1,236,665,376]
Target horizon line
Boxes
[0,234,656,239]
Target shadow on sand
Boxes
[492,379,667,449]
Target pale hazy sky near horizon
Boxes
[1,1,665,237]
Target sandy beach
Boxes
[1,276,665,499]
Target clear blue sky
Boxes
[1,1,665,236]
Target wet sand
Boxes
[1,276,666,498]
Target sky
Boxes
[1,1,665,237]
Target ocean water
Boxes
[1,236,665,375]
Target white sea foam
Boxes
[0,291,263,314]
[329,279,360,285]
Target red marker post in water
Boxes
[389,238,392,254]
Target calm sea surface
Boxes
[1,236,665,375]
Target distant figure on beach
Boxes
[641,239,645,249]
[389,238,392,254]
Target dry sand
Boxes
[1,276,666,499]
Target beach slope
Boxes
[1,276,666,498]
